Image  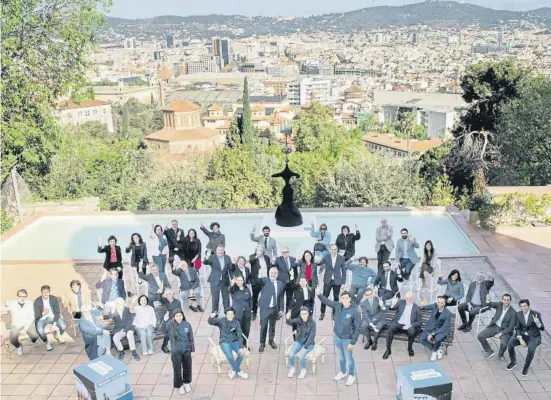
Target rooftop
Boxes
[364,134,443,153]
[55,99,110,110]
[160,99,201,113]
[145,126,218,142]
[373,90,467,112]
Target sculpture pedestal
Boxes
[259,215,312,257]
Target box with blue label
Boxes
[74,355,133,400]
[396,362,452,400]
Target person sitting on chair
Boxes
[383,291,422,359]
[419,296,452,361]
[477,293,516,362]
[457,271,494,332]
[139,264,171,306]
[5,289,39,356]
[96,269,127,305]
[394,229,419,280]
[172,261,203,312]
[310,222,331,259]
[104,297,140,361]
[63,280,90,319]
[208,308,248,380]
[419,240,438,289]
[373,262,403,302]
[437,269,464,306]
[79,304,111,360]
[360,287,386,351]
[285,307,316,379]
[345,256,378,305]
[33,285,67,351]
[506,299,545,376]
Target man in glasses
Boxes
[4,289,39,356]
[275,247,298,314]
[360,287,386,351]
[318,244,346,321]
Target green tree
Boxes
[419,140,452,185]
[1,209,14,234]
[121,105,130,139]
[241,77,255,145]
[1,0,111,189]
[428,175,455,206]
[293,102,347,152]
[495,82,551,185]
[226,116,242,148]
[393,111,428,140]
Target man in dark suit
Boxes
[275,247,298,313]
[204,245,231,313]
[96,268,127,305]
[506,299,545,376]
[249,246,272,321]
[477,293,516,361]
[360,287,386,351]
[383,291,422,359]
[258,267,285,352]
[104,298,140,361]
[138,264,171,305]
[373,262,403,302]
[458,272,494,332]
[34,285,67,351]
[420,296,452,361]
[319,244,346,321]
[172,261,203,312]
[163,220,184,268]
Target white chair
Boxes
[475,292,496,334]
[417,260,442,302]
[283,332,326,373]
[398,261,418,294]
[208,334,250,375]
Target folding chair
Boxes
[283,331,326,373]
[208,334,250,375]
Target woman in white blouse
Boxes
[133,295,157,356]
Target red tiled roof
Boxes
[161,99,200,112]
[145,127,219,142]
[55,99,109,110]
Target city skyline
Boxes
[108,0,550,19]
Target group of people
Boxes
[3,217,544,396]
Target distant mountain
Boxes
[100,1,551,40]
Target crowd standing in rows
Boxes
[3,218,545,395]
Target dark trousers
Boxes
[508,335,541,368]
[84,337,99,360]
[239,311,252,340]
[378,288,398,302]
[442,296,458,306]
[168,248,184,267]
[132,261,147,276]
[361,321,385,344]
[284,283,295,312]
[377,245,390,273]
[210,284,230,313]
[259,307,278,344]
[252,284,261,313]
[320,281,341,315]
[458,302,485,325]
[171,350,192,388]
[398,258,415,280]
[477,325,511,357]
[420,331,447,352]
[386,322,419,350]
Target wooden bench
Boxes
[366,308,456,355]
[108,304,167,350]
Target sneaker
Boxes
[522,366,529,376]
[178,386,185,394]
[228,370,236,380]
[484,350,495,359]
[148,350,154,355]
[17,346,23,356]
[346,375,356,386]
[430,352,437,361]
[506,362,517,371]
[334,372,347,381]
[288,367,295,378]
[132,350,141,361]
[118,351,125,360]
[237,371,248,379]
[183,384,191,393]
[46,342,53,351]
[298,369,307,379]
[197,305,204,312]
[437,350,443,360]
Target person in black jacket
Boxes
[166,309,195,394]
[477,293,516,362]
[249,245,271,321]
[458,272,494,332]
[373,262,403,301]
[230,275,252,340]
[172,261,203,312]
[98,235,123,279]
[103,297,140,361]
[182,229,202,270]
[204,245,232,313]
[335,225,361,261]
[208,308,248,380]
[160,290,181,354]
[289,277,315,335]
[164,220,184,268]
[34,285,67,351]
[383,292,422,359]
[285,307,316,379]
[229,256,252,286]
[125,233,148,275]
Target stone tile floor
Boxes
[1,256,551,400]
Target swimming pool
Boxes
[0,211,478,261]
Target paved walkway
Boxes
[2,254,551,400]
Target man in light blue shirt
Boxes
[394,228,419,280]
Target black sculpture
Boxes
[272,136,303,227]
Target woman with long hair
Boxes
[149,224,168,274]
[285,306,317,379]
[297,250,316,289]
[437,269,464,306]
[182,229,202,271]
[289,277,315,334]
[310,222,331,259]
[230,275,252,340]
[126,233,149,275]
[166,309,195,394]
[419,240,439,288]
[132,295,156,356]
[229,256,251,285]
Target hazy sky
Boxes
[108,0,551,19]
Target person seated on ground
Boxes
[229,256,252,286]
[96,268,127,306]
[285,306,316,379]
[172,261,203,313]
[419,296,452,361]
[310,222,331,259]
[315,288,360,386]
[104,297,140,361]
[457,271,494,332]
[200,221,225,258]
[139,264,171,305]
[230,275,252,342]
[394,228,419,280]
[360,287,386,351]
[160,289,181,354]
[383,291,422,359]
[437,269,464,306]
[336,224,361,261]
[132,295,157,357]
[289,277,315,336]
[98,235,124,279]
[4,289,39,356]
[419,240,438,289]
[33,285,67,351]
[345,256,378,305]
[373,261,403,302]
[506,299,545,376]
[207,308,248,380]
[79,303,111,360]
[63,280,90,319]
[477,293,516,362]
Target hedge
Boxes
[479,193,551,228]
